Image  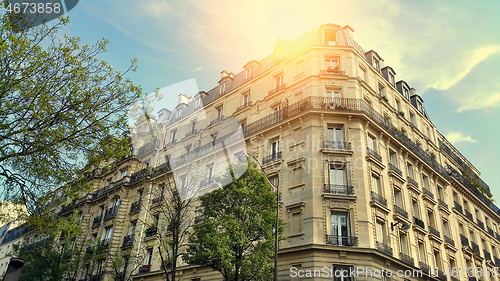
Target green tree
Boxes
[0,7,142,213]
[183,162,284,281]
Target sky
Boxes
[49,0,500,198]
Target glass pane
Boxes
[335,128,343,142]
[331,214,338,236]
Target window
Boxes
[326,90,341,99]
[292,212,302,234]
[400,233,409,255]
[325,31,337,45]
[410,112,416,126]
[195,98,201,108]
[175,109,182,119]
[325,57,339,71]
[129,222,136,235]
[417,101,423,112]
[475,209,481,221]
[371,174,381,195]
[333,265,354,281]
[275,74,284,90]
[170,129,176,144]
[376,221,386,243]
[424,125,429,137]
[418,242,426,263]
[77,213,83,226]
[389,150,398,167]
[245,67,252,80]
[331,213,350,244]
[394,190,403,208]
[413,200,420,218]
[403,87,410,100]
[207,165,213,182]
[358,65,366,81]
[443,221,451,238]
[368,134,378,152]
[427,210,435,228]
[104,227,113,241]
[119,169,128,179]
[220,82,227,95]
[276,49,283,60]
[396,99,401,112]
[379,84,386,97]
[389,73,395,86]
[328,126,344,143]
[330,164,347,186]
[144,248,153,266]
[373,57,380,72]
[190,121,196,133]
[271,140,280,159]
[242,92,250,107]
[217,106,223,118]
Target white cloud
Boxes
[445,131,478,144]
[193,67,204,72]
[457,93,500,112]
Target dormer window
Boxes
[175,109,182,120]
[325,31,337,45]
[389,73,395,86]
[245,68,252,81]
[220,83,227,96]
[195,98,201,108]
[403,87,410,100]
[378,84,386,98]
[417,100,423,112]
[276,49,283,61]
[374,58,380,73]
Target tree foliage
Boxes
[0,8,142,212]
[183,162,284,281]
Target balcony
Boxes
[371,192,387,207]
[236,101,252,112]
[487,226,495,237]
[104,205,118,221]
[436,270,447,281]
[438,199,448,210]
[324,184,354,195]
[320,69,346,76]
[152,195,164,205]
[138,265,151,274]
[495,256,500,266]
[460,234,469,247]
[323,140,351,150]
[496,233,500,241]
[484,249,492,261]
[96,238,110,252]
[92,215,102,228]
[400,252,414,267]
[366,147,382,162]
[471,241,480,256]
[419,261,431,273]
[325,235,358,247]
[262,152,282,165]
[407,177,419,189]
[477,219,485,230]
[122,234,134,248]
[413,217,425,230]
[428,226,441,238]
[444,235,455,247]
[130,167,152,184]
[376,241,393,256]
[423,188,434,200]
[388,163,403,178]
[454,201,463,213]
[130,200,141,214]
[151,162,171,178]
[394,205,408,219]
[268,83,286,95]
[464,209,473,221]
[145,227,158,238]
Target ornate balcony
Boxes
[428,226,440,238]
[325,235,358,247]
[419,261,430,273]
[407,177,419,188]
[366,147,382,162]
[376,241,393,256]
[268,83,286,95]
[438,199,448,210]
[423,188,434,200]
[122,234,134,248]
[130,200,141,214]
[471,241,480,256]
[460,234,469,247]
[262,152,282,165]
[464,209,473,221]
[477,219,485,230]
[400,252,414,267]
[324,184,354,195]
[104,205,118,221]
[454,201,463,213]
[371,192,387,207]
[388,163,403,177]
[323,140,351,150]
[394,205,408,219]
[488,226,495,237]
[445,235,455,247]
[484,249,492,261]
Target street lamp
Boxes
[391,220,410,231]
[237,152,279,281]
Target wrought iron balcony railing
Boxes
[366,147,382,162]
[320,69,346,76]
[400,252,414,267]
[325,235,358,247]
[464,209,473,221]
[324,184,354,195]
[236,101,252,112]
[423,188,434,199]
[104,205,118,220]
[445,235,455,247]
[388,163,403,177]
[122,234,134,248]
[460,234,469,247]
[438,199,448,209]
[92,215,102,228]
[130,200,141,214]
[262,152,282,165]
[376,241,393,256]
[269,83,286,95]
[484,249,492,261]
[496,233,500,242]
[371,192,387,207]
[394,205,408,219]
[138,265,151,274]
[407,177,419,188]
[495,256,500,266]
[419,261,430,273]
[454,201,463,213]
[145,228,158,238]
[323,140,351,150]
[488,226,495,237]
[477,219,485,230]
[471,241,480,255]
[428,226,440,238]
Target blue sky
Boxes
[58,0,499,198]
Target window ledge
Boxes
[287,233,305,239]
